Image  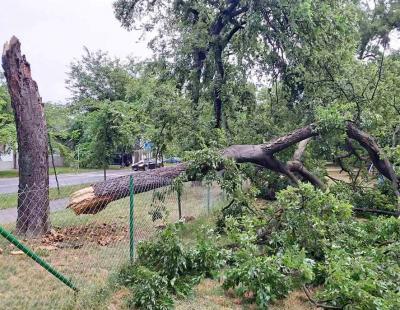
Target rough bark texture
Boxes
[2,37,49,236]
[346,121,400,205]
[68,163,187,214]
[68,125,321,214]
[67,122,399,215]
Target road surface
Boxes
[0,169,134,194]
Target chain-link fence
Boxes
[0,173,226,309]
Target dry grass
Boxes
[0,180,319,309]
[175,278,315,310]
[0,183,225,310]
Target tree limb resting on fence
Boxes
[68,122,399,215]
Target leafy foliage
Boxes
[118,265,174,310]
[118,224,225,308]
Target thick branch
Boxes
[287,161,325,189]
[292,138,310,162]
[262,124,317,154]
[68,122,399,214]
[346,122,400,210]
[346,122,399,186]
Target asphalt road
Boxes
[0,169,134,194]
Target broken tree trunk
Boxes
[68,125,321,214]
[67,122,399,215]
[2,37,50,237]
[68,163,187,214]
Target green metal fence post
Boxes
[0,225,78,292]
[129,175,135,264]
[207,185,211,214]
[177,190,182,220]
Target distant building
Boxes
[0,144,64,171]
[132,140,153,163]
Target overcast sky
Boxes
[1,1,399,104]
[0,0,151,103]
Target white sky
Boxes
[1,1,398,104]
[0,0,151,103]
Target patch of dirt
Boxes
[270,290,315,310]
[36,223,129,249]
[108,288,131,310]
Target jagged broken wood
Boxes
[68,164,187,214]
[2,36,50,236]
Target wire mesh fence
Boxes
[0,172,226,309]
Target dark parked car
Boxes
[132,159,161,171]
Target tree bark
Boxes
[2,36,49,237]
[67,122,399,215]
[346,121,400,208]
[68,125,320,214]
[68,163,187,214]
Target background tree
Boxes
[83,101,126,180]
[0,73,16,164]
[66,47,131,107]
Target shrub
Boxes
[330,181,397,212]
[272,183,353,259]
[119,265,174,310]
[319,245,400,309]
[118,224,226,308]
[223,248,314,309]
[187,228,226,278]
[136,225,188,285]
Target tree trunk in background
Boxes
[213,44,224,129]
[2,36,49,237]
[12,149,17,169]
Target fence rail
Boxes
[0,174,225,309]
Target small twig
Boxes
[302,285,342,310]
[221,199,235,212]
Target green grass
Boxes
[0,183,91,210]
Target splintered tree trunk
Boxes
[2,36,49,237]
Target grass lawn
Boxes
[0,183,314,309]
[0,183,226,309]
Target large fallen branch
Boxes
[69,125,319,214]
[68,163,187,214]
[68,122,399,215]
[346,121,400,203]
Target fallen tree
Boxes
[68,122,400,215]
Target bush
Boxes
[223,248,314,309]
[187,228,226,278]
[136,225,188,284]
[119,265,174,310]
[319,245,400,309]
[330,181,398,212]
[118,224,225,308]
[272,183,353,259]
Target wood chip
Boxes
[37,245,58,251]
[10,250,24,255]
